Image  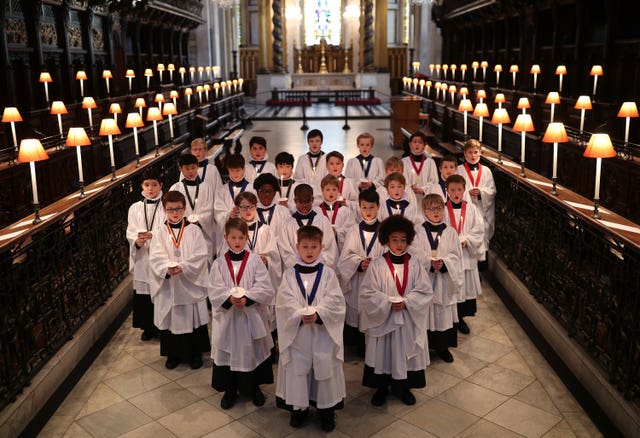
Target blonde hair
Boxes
[384,171,406,187]
[385,156,403,171]
[190,137,206,149]
[320,174,340,189]
[422,194,444,209]
[356,132,374,145]
[463,138,482,151]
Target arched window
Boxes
[304,0,342,46]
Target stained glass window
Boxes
[304,0,342,46]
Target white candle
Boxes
[44,82,49,102]
[153,120,159,145]
[552,142,558,179]
[187,95,191,108]
[57,114,63,138]
[461,70,466,81]
[76,146,84,182]
[128,77,133,93]
[482,66,486,80]
[108,135,115,168]
[450,91,455,106]
[512,71,516,88]
[10,122,17,150]
[30,161,39,204]
[105,77,110,95]
[580,109,586,134]
[496,71,500,85]
[205,89,209,101]
[133,126,140,157]
[146,75,150,90]
[198,90,202,103]
[180,71,185,83]
[304,280,309,310]
[473,67,477,80]
[159,70,163,83]
[594,157,602,200]
[624,117,631,144]
[190,71,194,82]
[233,267,238,287]
[173,97,177,107]
[498,123,503,153]
[169,70,173,81]
[559,74,564,93]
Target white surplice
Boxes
[359,254,433,379]
[213,179,256,243]
[337,221,385,328]
[313,202,355,252]
[402,154,439,193]
[244,157,278,184]
[149,221,209,334]
[411,223,464,331]
[457,162,496,252]
[208,251,275,371]
[345,155,385,184]
[126,194,166,294]
[169,179,215,257]
[275,264,346,410]
[278,211,338,270]
[293,152,328,187]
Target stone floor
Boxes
[39,116,602,437]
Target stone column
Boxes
[373,0,388,72]
[272,0,284,73]
[363,0,374,72]
[258,0,271,73]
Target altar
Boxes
[292,73,357,90]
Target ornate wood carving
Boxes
[294,44,353,74]
[69,25,82,47]
[6,18,28,45]
[40,23,58,46]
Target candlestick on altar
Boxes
[513,114,534,177]
[146,107,163,156]
[583,133,615,219]
[98,118,121,181]
[530,65,541,93]
[76,70,87,97]
[103,70,112,95]
[125,69,135,93]
[542,122,568,195]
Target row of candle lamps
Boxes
[405,63,634,221]
[408,62,602,96]
[38,65,243,101]
[1,68,246,225]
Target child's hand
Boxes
[231,296,246,308]
[469,188,481,197]
[361,257,371,271]
[411,184,424,194]
[260,255,268,267]
[431,259,444,271]
[302,313,317,324]
[278,199,288,207]
[168,266,182,276]
[460,240,468,249]
[338,198,347,207]
[359,181,372,189]
[230,206,239,218]
[135,237,147,247]
[391,301,405,312]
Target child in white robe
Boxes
[274,152,302,213]
[149,191,210,370]
[443,175,485,335]
[126,169,165,340]
[426,154,471,204]
[457,139,496,263]
[412,194,464,363]
[337,189,385,356]
[279,184,338,270]
[314,174,354,252]
[377,172,421,224]
[253,173,291,230]
[214,153,255,245]
[275,225,346,432]
[293,128,328,187]
[208,218,275,410]
[170,154,215,259]
[244,136,278,183]
[401,132,439,196]
[323,151,359,216]
[359,215,433,406]
[344,132,385,190]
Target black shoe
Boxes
[141,331,155,341]
[319,409,336,432]
[252,387,265,406]
[290,409,308,428]
[457,319,470,335]
[437,349,454,363]
[400,388,416,405]
[221,390,238,410]
[371,387,388,406]
[190,355,203,369]
[165,357,180,370]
